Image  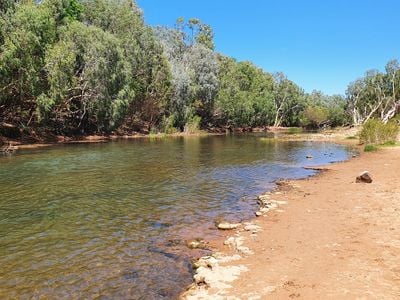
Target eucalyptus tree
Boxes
[383,59,400,122]
[346,60,400,124]
[155,18,218,130]
[82,0,172,130]
[215,56,275,127]
[41,21,131,132]
[272,72,305,127]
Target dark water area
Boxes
[0,134,355,299]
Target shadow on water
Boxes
[0,133,355,299]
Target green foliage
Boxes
[65,0,83,21]
[216,57,275,127]
[364,144,378,152]
[360,119,399,145]
[160,115,178,134]
[286,127,303,134]
[184,115,202,134]
[0,2,56,102]
[346,135,358,140]
[300,106,329,128]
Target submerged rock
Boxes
[356,171,373,183]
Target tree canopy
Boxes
[0,0,398,139]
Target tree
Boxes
[42,21,131,132]
[346,60,400,125]
[272,73,305,127]
[215,56,275,128]
[83,0,172,130]
[0,1,57,126]
[154,18,217,131]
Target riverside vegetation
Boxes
[1,0,399,143]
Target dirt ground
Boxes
[184,146,400,299]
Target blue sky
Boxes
[137,0,400,95]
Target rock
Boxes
[193,273,206,285]
[193,256,218,269]
[236,245,253,256]
[244,224,260,232]
[187,239,207,249]
[257,194,270,204]
[223,237,237,247]
[217,222,241,230]
[356,171,373,183]
[255,211,263,217]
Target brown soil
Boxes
[185,146,400,299]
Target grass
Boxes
[184,115,202,134]
[346,135,358,140]
[360,119,399,152]
[360,119,399,145]
[286,127,303,134]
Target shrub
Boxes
[160,115,178,134]
[184,115,202,134]
[364,144,378,152]
[359,119,399,145]
[300,106,328,128]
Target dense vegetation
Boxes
[0,0,398,140]
[360,119,399,148]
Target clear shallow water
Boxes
[0,134,354,299]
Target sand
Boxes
[183,146,400,299]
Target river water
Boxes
[0,134,354,299]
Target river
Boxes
[0,134,354,299]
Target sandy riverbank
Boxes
[182,145,400,299]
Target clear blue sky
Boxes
[137,0,400,95]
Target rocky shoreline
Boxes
[180,144,400,299]
[180,181,295,299]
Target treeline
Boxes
[0,0,398,139]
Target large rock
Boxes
[356,171,373,183]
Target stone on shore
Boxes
[187,239,208,249]
[356,171,373,183]
[217,222,241,230]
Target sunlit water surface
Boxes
[0,134,354,299]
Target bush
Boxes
[300,106,328,128]
[359,119,399,145]
[364,144,378,152]
[160,115,178,134]
[184,115,202,134]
